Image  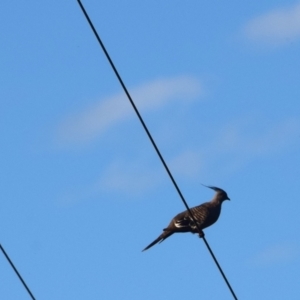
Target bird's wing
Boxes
[174,215,192,229]
[172,209,200,230]
[173,203,210,230]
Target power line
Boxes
[0,244,36,300]
[76,1,238,299]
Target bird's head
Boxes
[202,185,230,202]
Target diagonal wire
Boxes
[76,1,238,299]
[0,244,36,300]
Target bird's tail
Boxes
[142,231,173,251]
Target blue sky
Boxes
[1,1,300,299]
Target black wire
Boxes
[0,244,36,300]
[202,238,237,299]
[76,1,238,299]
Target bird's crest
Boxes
[201,184,230,200]
[201,184,225,193]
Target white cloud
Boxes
[170,117,300,181]
[214,117,300,156]
[95,159,164,197]
[169,149,203,178]
[244,2,300,45]
[57,116,300,200]
[106,117,300,190]
[205,117,300,174]
[57,156,165,203]
[250,242,299,267]
[57,75,202,145]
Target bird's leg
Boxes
[198,230,205,238]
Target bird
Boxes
[142,185,230,251]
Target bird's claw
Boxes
[198,231,205,238]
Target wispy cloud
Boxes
[95,159,164,197]
[213,117,300,156]
[168,117,300,180]
[244,2,300,46]
[56,75,202,146]
[250,242,299,267]
[210,117,300,175]
[57,157,165,205]
[169,149,203,179]
[57,116,300,200]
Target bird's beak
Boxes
[227,197,230,201]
